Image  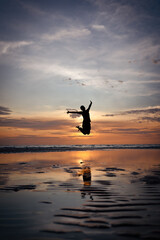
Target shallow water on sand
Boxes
[0,149,160,240]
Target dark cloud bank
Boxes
[0,117,72,130]
[0,106,12,115]
[104,107,160,120]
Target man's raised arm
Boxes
[87,101,92,111]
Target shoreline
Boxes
[0,144,160,154]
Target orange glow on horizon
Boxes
[0,113,159,145]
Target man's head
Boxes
[80,105,85,111]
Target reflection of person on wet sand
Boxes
[82,166,91,186]
[67,101,92,135]
[81,166,93,200]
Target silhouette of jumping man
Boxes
[67,101,92,135]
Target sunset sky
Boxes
[0,0,160,145]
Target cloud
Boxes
[16,35,159,96]
[0,106,12,115]
[0,0,160,117]
[110,38,160,64]
[0,41,33,55]
[64,77,86,87]
[104,114,115,117]
[98,128,159,135]
[0,117,72,130]
[19,59,104,88]
[118,80,123,83]
[104,106,160,117]
[152,59,160,64]
[0,175,8,185]
[140,117,160,122]
[91,24,105,31]
[93,119,160,138]
[42,27,91,42]
[19,56,132,90]
[18,0,46,16]
[120,107,160,115]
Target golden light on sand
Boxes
[75,151,92,162]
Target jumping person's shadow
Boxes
[67,101,92,135]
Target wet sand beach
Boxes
[0,149,160,240]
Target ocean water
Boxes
[0,144,160,153]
